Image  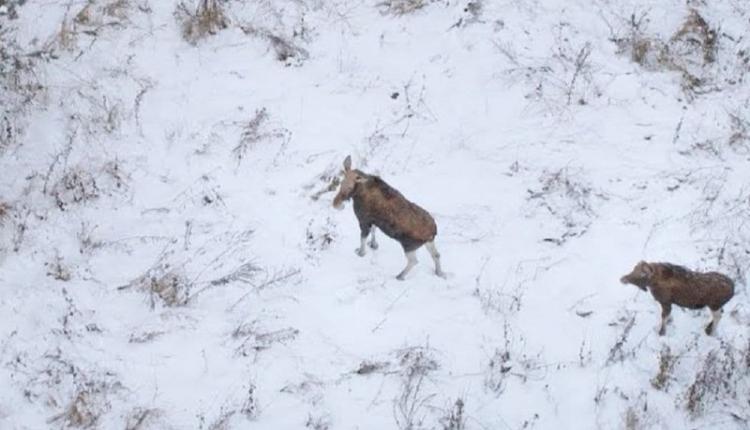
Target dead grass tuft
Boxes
[175,0,228,45]
[684,341,738,418]
[377,0,432,16]
[614,9,719,95]
[51,168,101,211]
[120,266,192,308]
[527,167,600,245]
[651,345,677,390]
[240,26,310,66]
[439,398,465,430]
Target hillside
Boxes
[1,0,749,428]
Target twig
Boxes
[227,268,300,312]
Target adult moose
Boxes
[620,261,734,336]
[333,155,446,280]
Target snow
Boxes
[1,0,749,428]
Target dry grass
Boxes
[651,345,677,390]
[46,256,72,282]
[684,341,739,418]
[0,201,11,224]
[124,408,163,430]
[51,168,101,211]
[232,107,292,165]
[527,167,600,245]
[1,28,45,154]
[613,9,719,95]
[119,266,192,308]
[240,26,310,66]
[605,312,636,365]
[232,320,299,358]
[439,398,465,430]
[175,0,228,45]
[377,0,431,16]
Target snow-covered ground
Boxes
[1,0,749,428]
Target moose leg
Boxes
[658,302,671,336]
[368,226,379,250]
[356,223,371,257]
[705,307,722,336]
[396,250,418,281]
[424,241,446,278]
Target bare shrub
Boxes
[605,312,636,366]
[501,22,601,112]
[651,345,677,390]
[125,408,164,430]
[377,0,433,16]
[684,341,739,418]
[393,346,439,430]
[175,0,228,45]
[232,107,292,165]
[624,406,640,430]
[241,382,258,420]
[0,27,45,153]
[206,261,261,287]
[308,170,341,202]
[0,200,11,224]
[439,398,465,430]
[354,360,390,375]
[0,202,29,252]
[46,160,130,211]
[120,266,192,308]
[484,322,545,395]
[527,168,600,245]
[613,9,720,95]
[304,216,337,260]
[0,0,26,20]
[23,349,123,430]
[73,0,135,31]
[231,320,299,358]
[50,168,101,211]
[54,382,113,428]
[305,413,331,430]
[46,255,72,282]
[728,112,750,152]
[240,26,310,66]
[128,331,164,344]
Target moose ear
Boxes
[343,155,352,171]
[639,261,653,275]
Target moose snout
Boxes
[620,275,629,284]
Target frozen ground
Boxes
[1,0,749,428]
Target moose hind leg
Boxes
[396,250,418,281]
[425,241,446,279]
[705,307,722,336]
[658,302,672,336]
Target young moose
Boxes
[620,261,734,336]
[332,155,445,280]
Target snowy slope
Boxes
[1,0,749,429]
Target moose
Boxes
[332,155,445,280]
[620,261,734,336]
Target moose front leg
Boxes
[368,226,379,250]
[658,302,672,336]
[356,223,372,257]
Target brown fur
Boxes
[333,156,444,280]
[620,261,734,335]
[340,170,436,251]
